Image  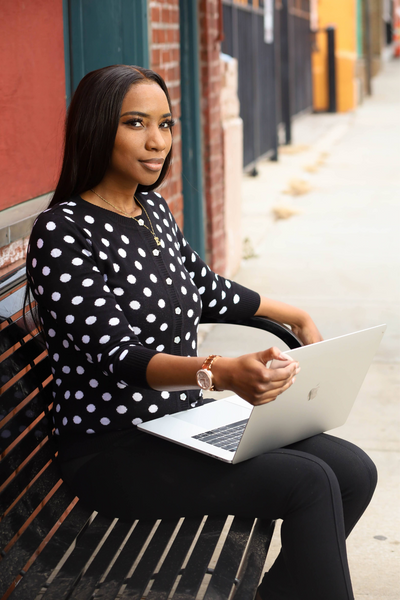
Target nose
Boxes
[146,124,167,152]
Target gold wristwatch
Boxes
[196,354,221,391]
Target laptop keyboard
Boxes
[192,419,248,452]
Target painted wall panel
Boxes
[0,0,66,211]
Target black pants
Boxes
[60,431,377,600]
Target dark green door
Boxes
[64,0,148,101]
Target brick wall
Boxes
[199,0,226,274]
[149,0,184,229]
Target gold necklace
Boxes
[90,189,161,246]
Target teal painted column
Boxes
[179,0,206,259]
[357,0,363,57]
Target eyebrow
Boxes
[120,111,172,118]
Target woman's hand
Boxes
[212,347,300,406]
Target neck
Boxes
[82,186,141,217]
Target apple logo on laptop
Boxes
[308,384,320,401]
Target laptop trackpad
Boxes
[172,397,252,430]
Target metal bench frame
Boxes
[0,265,301,600]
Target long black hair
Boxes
[24,65,173,331]
[49,64,173,207]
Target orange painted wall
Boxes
[0,0,66,211]
[312,0,357,112]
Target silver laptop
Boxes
[138,325,386,464]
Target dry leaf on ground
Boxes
[283,178,312,196]
[242,237,258,259]
[272,206,302,220]
[279,144,309,155]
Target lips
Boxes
[139,158,164,172]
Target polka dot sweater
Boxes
[27,192,260,440]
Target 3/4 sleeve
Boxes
[27,208,158,389]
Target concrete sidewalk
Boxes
[199,59,400,598]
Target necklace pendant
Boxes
[154,237,161,246]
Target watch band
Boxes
[198,354,221,391]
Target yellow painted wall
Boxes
[312,0,357,112]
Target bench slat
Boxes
[202,517,256,600]
[92,520,159,600]
[172,516,228,599]
[0,337,46,386]
[0,418,50,481]
[66,519,135,600]
[0,483,75,597]
[0,442,57,519]
[119,518,181,600]
[0,356,51,416]
[8,503,92,600]
[146,517,204,600]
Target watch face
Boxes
[197,369,212,390]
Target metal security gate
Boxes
[222,0,278,170]
[222,0,313,164]
[275,0,313,144]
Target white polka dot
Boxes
[233,294,240,304]
[42,266,50,276]
[89,379,98,388]
[156,344,165,351]
[76,366,85,374]
[84,215,94,224]
[132,418,143,425]
[201,267,207,277]
[38,286,44,295]
[138,248,146,257]
[48,329,56,337]
[148,405,159,413]
[102,393,112,401]
[73,415,82,424]
[208,299,217,308]
[37,238,44,248]
[62,366,71,374]
[130,300,141,310]
[72,257,83,266]
[127,274,136,284]
[51,292,61,302]
[121,235,129,244]
[74,391,84,399]
[100,335,110,344]
[150,274,158,283]
[82,249,92,257]
[62,417,68,426]
[85,316,97,325]
[199,286,206,295]
[221,291,226,299]
[105,222,113,231]
[82,278,93,287]
[146,314,156,323]
[158,299,166,308]
[225,280,231,288]
[66,315,74,324]
[131,326,141,335]
[99,251,108,260]
[161,391,170,399]
[181,286,187,295]
[55,404,61,412]
[101,238,110,247]
[193,293,198,302]
[100,417,110,426]
[185,332,191,340]
[51,248,62,258]
[192,340,196,349]
[135,261,142,270]
[32,258,37,268]
[187,309,194,318]
[53,353,59,362]
[82,335,90,344]
[133,392,143,402]
[219,306,228,314]
[86,404,96,413]
[119,349,128,360]
[60,273,71,283]
[64,235,75,244]
[109,317,120,326]
[118,248,127,258]
[160,323,168,331]
[113,287,124,296]
[145,337,155,344]
[86,429,95,434]
[95,298,106,307]
[116,405,127,414]
[72,296,83,305]
[46,221,56,231]
[143,287,152,297]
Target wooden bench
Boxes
[0,265,301,600]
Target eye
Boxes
[160,119,175,130]
[124,118,143,128]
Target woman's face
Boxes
[106,81,173,191]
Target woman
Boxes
[26,65,376,600]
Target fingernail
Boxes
[292,377,296,384]
[279,352,291,360]
[296,367,301,374]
